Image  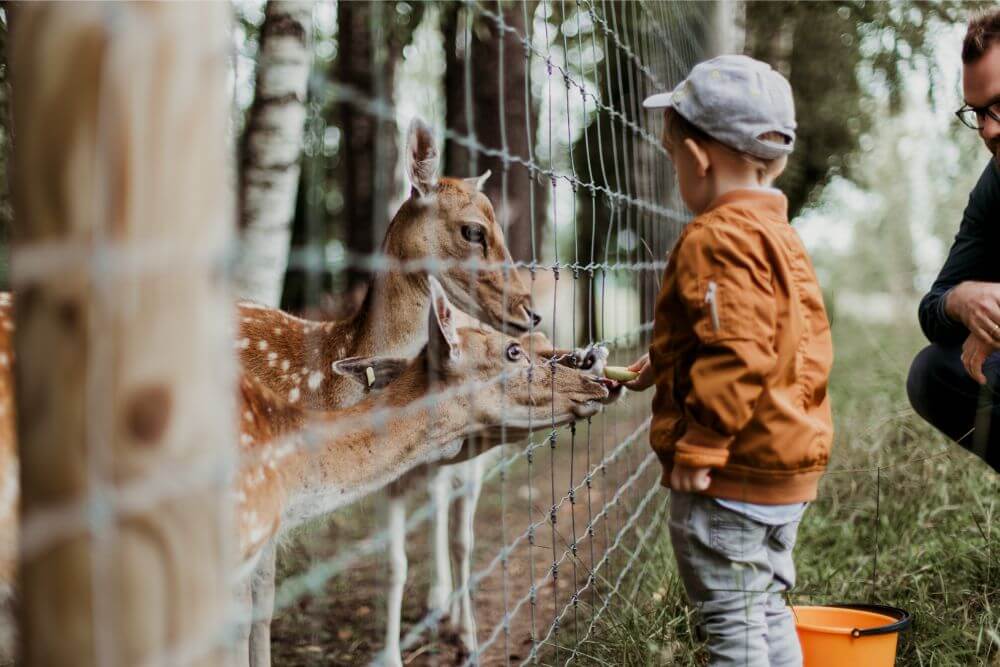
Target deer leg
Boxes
[234,573,253,667]
[453,458,484,655]
[426,466,454,620]
[248,543,276,667]
[382,494,407,667]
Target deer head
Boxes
[385,118,539,334]
[334,278,608,441]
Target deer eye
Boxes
[461,224,486,246]
[505,342,523,362]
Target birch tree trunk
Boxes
[9,4,235,665]
[233,0,313,307]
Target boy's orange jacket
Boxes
[649,189,834,504]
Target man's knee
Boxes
[907,345,942,420]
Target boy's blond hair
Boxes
[662,108,790,182]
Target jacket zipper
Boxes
[705,281,720,333]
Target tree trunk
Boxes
[9,4,235,664]
[442,1,544,264]
[336,0,403,296]
[573,2,715,342]
[233,0,314,307]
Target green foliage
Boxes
[744,1,967,217]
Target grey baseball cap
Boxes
[643,55,796,160]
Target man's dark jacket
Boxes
[919,160,1000,345]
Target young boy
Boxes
[625,55,834,666]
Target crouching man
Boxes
[907,8,1000,472]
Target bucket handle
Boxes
[827,603,913,638]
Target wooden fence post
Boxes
[8,3,235,665]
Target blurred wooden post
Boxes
[8,4,235,665]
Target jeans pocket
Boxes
[709,512,765,560]
[767,520,800,553]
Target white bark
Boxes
[233,1,314,307]
[712,0,746,55]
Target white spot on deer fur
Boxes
[0,294,10,305]
[0,353,8,368]
[243,411,253,422]
[258,340,268,351]
[300,367,308,375]
[307,371,324,390]
[273,327,283,335]
[268,352,278,361]
[237,338,250,350]
[242,317,253,324]
[288,387,301,403]
[281,359,290,372]
[240,433,253,445]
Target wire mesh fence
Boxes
[10,2,993,666]
[261,1,714,664]
[4,2,714,662]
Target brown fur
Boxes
[0,292,609,582]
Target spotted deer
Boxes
[0,279,610,666]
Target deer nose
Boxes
[525,307,542,327]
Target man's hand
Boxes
[946,281,1000,346]
[670,464,712,492]
[961,333,997,385]
[623,353,654,391]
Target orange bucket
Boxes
[793,603,911,667]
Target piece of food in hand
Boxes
[603,366,639,382]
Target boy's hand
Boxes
[670,465,712,492]
[623,353,654,391]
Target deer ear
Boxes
[427,275,460,364]
[332,356,409,391]
[463,170,492,192]
[406,118,439,198]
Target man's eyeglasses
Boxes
[956,101,1000,130]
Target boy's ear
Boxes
[683,137,711,177]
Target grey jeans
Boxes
[669,491,803,667]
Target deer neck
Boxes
[349,270,428,359]
[276,369,468,531]
[237,270,430,410]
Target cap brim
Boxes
[642,92,674,109]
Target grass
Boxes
[569,315,1000,666]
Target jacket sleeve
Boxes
[918,161,1000,346]
[671,224,778,469]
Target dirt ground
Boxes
[270,395,662,666]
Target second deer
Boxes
[0,279,610,665]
